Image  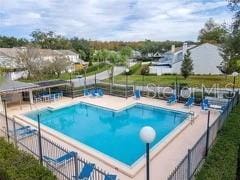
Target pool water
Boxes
[25,103,189,166]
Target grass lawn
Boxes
[196,103,240,180]
[110,74,240,88]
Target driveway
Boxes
[71,66,126,87]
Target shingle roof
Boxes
[0,79,38,93]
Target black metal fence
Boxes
[0,116,115,180]
[168,91,239,180]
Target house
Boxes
[149,43,223,75]
[0,47,84,80]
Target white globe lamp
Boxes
[139,126,156,180]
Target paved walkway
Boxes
[72,66,126,87]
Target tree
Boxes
[119,46,133,67]
[14,45,44,79]
[181,51,193,79]
[228,0,240,32]
[45,55,71,78]
[31,30,71,49]
[198,18,227,44]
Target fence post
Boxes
[37,114,43,165]
[3,99,10,142]
[187,149,192,180]
[12,118,17,147]
[74,152,78,180]
[205,111,210,157]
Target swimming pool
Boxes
[25,103,189,166]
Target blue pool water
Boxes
[25,103,188,166]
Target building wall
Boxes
[172,43,223,75]
[149,66,172,75]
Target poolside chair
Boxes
[17,128,37,140]
[134,89,141,99]
[105,174,117,180]
[9,126,30,136]
[83,89,90,97]
[43,151,76,166]
[167,95,177,104]
[96,88,104,97]
[184,97,194,107]
[74,163,95,180]
[49,94,56,102]
[200,99,209,111]
[90,90,97,97]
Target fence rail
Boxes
[0,115,113,180]
[168,91,239,180]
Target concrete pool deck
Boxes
[2,95,220,180]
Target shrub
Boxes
[0,138,56,180]
[140,65,150,75]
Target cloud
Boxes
[0,0,234,41]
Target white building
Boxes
[0,48,83,80]
[149,43,223,75]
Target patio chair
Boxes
[9,126,30,135]
[73,163,95,180]
[200,99,209,111]
[167,95,177,104]
[83,89,90,97]
[105,174,117,180]
[90,90,97,97]
[43,151,76,166]
[49,94,56,102]
[17,128,37,140]
[96,88,104,97]
[184,97,194,107]
[134,89,141,99]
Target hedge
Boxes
[196,104,240,180]
[0,138,56,180]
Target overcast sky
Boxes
[0,0,233,41]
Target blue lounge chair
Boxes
[200,99,209,111]
[43,151,76,165]
[185,97,194,107]
[105,174,117,180]
[167,95,177,104]
[9,126,30,136]
[17,128,37,140]
[97,88,104,97]
[74,163,95,179]
[134,90,141,99]
[83,89,90,97]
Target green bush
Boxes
[196,104,240,180]
[140,65,150,75]
[0,138,56,180]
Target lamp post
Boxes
[37,114,43,164]
[232,72,238,92]
[83,65,88,91]
[68,69,73,99]
[140,126,156,180]
[125,68,129,99]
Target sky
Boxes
[0,0,234,41]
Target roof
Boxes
[34,79,69,89]
[0,79,38,94]
[57,50,78,56]
[0,48,78,58]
